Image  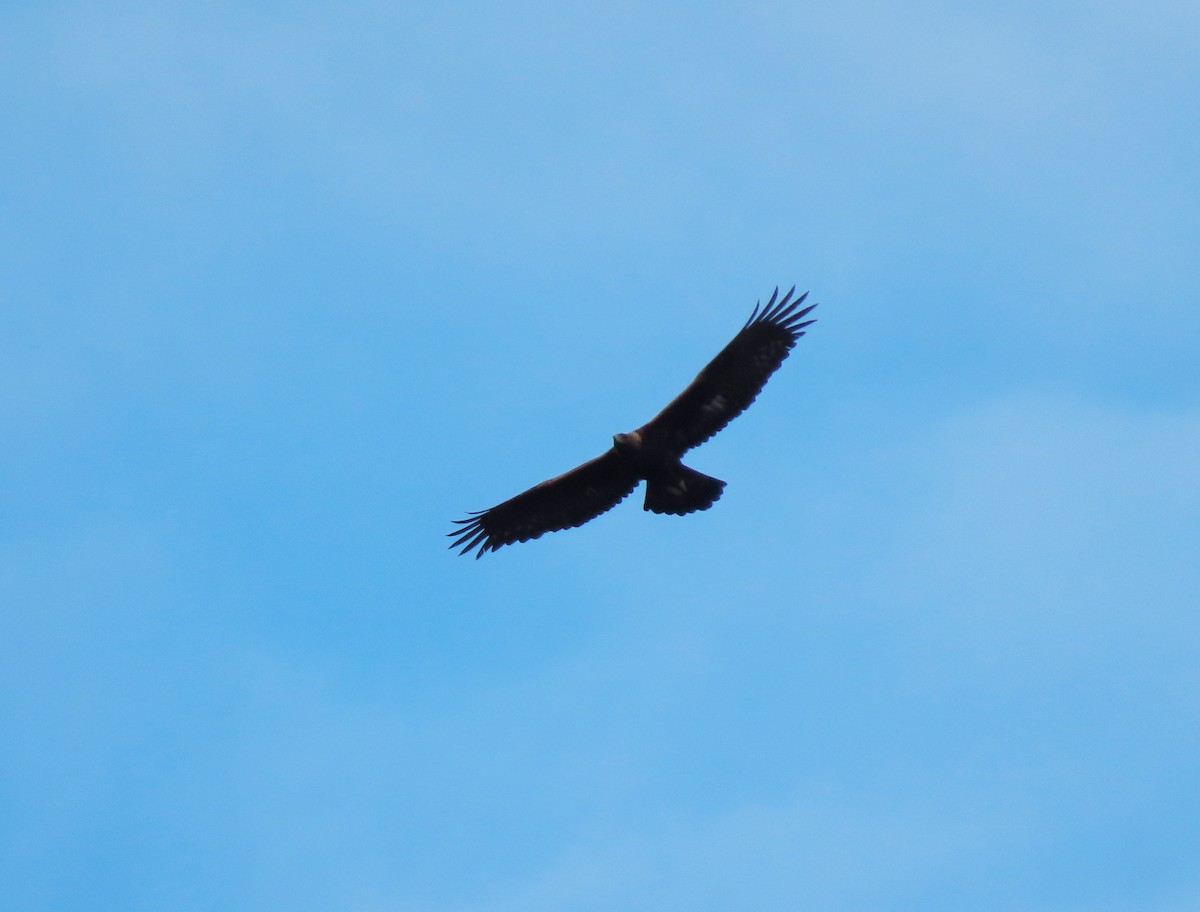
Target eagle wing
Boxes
[449,449,640,558]
[639,287,817,456]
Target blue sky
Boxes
[3,1,1198,909]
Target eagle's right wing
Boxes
[449,449,640,558]
[639,288,816,456]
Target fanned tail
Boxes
[643,465,725,515]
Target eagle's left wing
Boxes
[449,449,640,558]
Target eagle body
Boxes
[612,430,726,516]
[450,287,817,557]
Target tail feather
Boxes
[644,464,726,515]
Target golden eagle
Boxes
[450,287,817,557]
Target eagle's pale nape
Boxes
[450,287,817,558]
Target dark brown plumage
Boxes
[450,287,817,557]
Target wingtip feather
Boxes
[756,286,811,325]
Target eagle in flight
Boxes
[450,287,818,558]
